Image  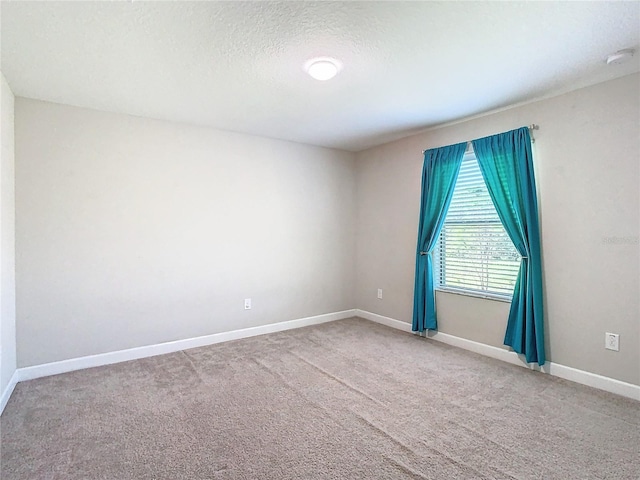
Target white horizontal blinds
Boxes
[435,152,521,297]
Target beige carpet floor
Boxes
[1,317,639,479]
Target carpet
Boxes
[1,317,639,479]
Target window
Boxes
[434,149,520,299]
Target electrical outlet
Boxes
[605,332,619,351]
[244,298,252,310]
[377,288,383,299]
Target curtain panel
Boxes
[412,142,467,332]
[472,127,545,365]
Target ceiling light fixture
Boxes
[606,48,635,65]
[304,57,341,81]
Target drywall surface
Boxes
[356,73,640,385]
[15,99,356,367]
[0,72,17,394]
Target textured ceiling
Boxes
[1,1,639,152]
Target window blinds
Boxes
[435,152,521,297]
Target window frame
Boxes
[434,149,520,303]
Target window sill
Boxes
[435,287,512,303]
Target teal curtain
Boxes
[412,142,467,332]
[472,127,545,365]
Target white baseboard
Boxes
[356,309,640,401]
[5,308,637,410]
[355,309,413,333]
[0,370,19,415]
[543,362,640,401]
[17,309,356,383]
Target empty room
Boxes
[1,1,639,479]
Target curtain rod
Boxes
[422,124,539,153]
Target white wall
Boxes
[356,73,640,386]
[11,74,640,388]
[15,99,356,367]
[0,72,17,395]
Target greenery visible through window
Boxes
[434,150,520,298]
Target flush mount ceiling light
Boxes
[606,48,635,65]
[304,57,341,81]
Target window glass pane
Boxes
[435,152,520,298]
